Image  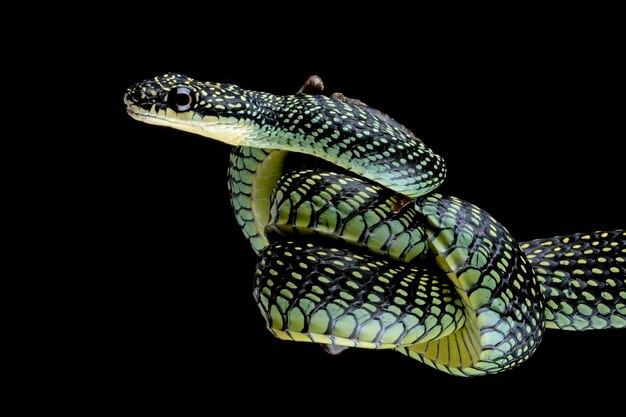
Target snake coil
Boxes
[125,73,625,376]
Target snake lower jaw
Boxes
[125,104,164,124]
[127,104,257,147]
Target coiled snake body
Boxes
[125,73,625,376]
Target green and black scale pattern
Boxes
[254,242,465,349]
[125,73,625,376]
[227,146,282,252]
[258,170,547,375]
[402,193,544,375]
[267,169,429,263]
[522,231,626,330]
[126,73,447,198]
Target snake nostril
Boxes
[130,88,145,104]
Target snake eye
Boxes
[168,86,194,111]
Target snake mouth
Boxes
[125,105,143,119]
[124,91,175,126]
[124,90,156,121]
[124,97,255,146]
[125,101,195,131]
[125,105,169,128]
[126,104,156,121]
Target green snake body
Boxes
[125,73,625,376]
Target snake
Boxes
[124,73,625,376]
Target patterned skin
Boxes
[125,74,625,376]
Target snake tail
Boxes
[521,230,626,330]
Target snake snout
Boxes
[124,83,150,108]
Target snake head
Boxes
[124,73,256,143]
[125,73,200,114]
[126,73,447,197]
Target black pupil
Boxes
[172,87,192,109]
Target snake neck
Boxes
[222,92,447,198]
[228,146,289,254]
[125,73,446,198]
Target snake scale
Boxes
[125,73,625,376]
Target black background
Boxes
[98,14,624,409]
